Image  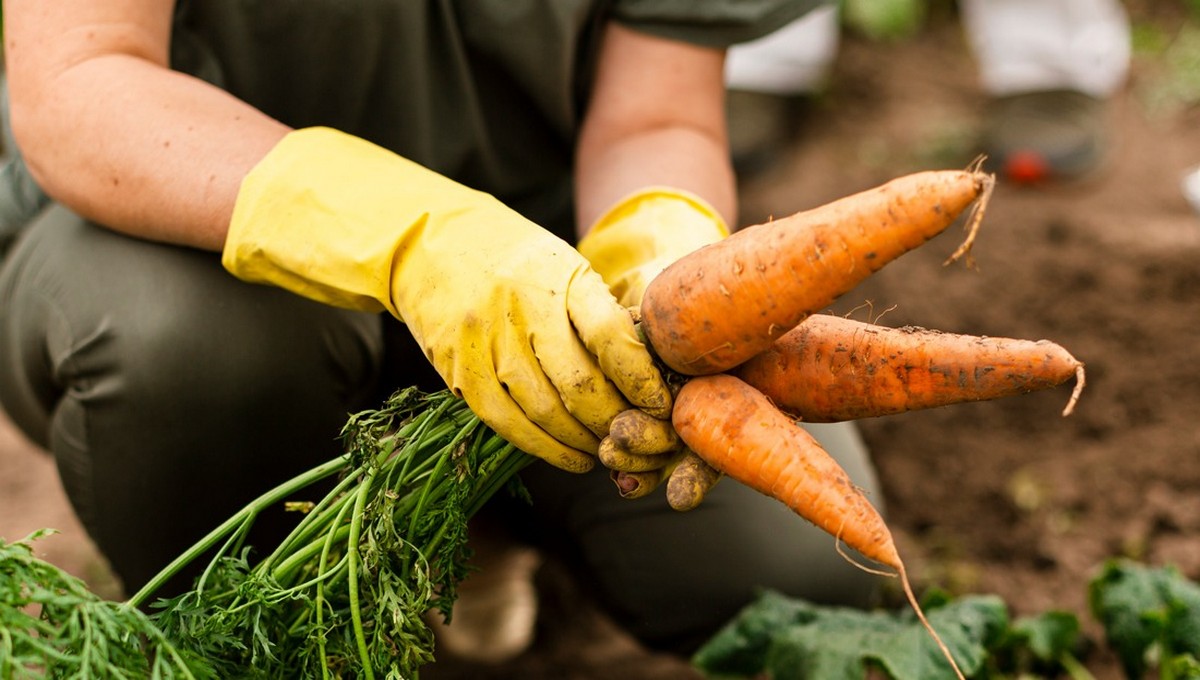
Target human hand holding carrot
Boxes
[586,166,997,504]
[578,187,730,492]
[576,164,1088,680]
[586,165,1084,512]
[223,128,675,472]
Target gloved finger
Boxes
[608,408,682,457]
[665,450,723,512]
[598,437,675,473]
[529,303,634,440]
[611,256,673,308]
[567,272,672,420]
[609,469,663,499]
[495,328,601,454]
[461,379,596,473]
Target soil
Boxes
[3,5,1200,678]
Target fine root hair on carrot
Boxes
[831,528,966,680]
[844,299,899,326]
[899,563,966,680]
[833,526,893,578]
[1062,364,1087,416]
[943,170,995,268]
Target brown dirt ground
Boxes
[4,5,1200,678]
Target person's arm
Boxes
[574,21,736,233]
[8,1,675,472]
[4,0,289,250]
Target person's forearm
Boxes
[7,27,288,250]
[575,123,736,231]
[574,22,736,236]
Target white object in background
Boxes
[1181,166,1200,216]
[725,5,840,95]
[958,0,1132,98]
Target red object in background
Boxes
[1003,150,1051,184]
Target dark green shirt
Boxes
[170,0,826,237]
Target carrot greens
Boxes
[142,387,532,678]
[1,387,531,679]
[0,529,213,678]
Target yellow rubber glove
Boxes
[578,188,729,500]
[224,127,671,472]
[577,187,729,308]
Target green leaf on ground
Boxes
[1089,559,1200,679]
[692,589,1007,680]
[1012,610,1081,662]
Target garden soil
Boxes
[3,6,1199,678]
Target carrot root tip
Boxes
[898,563,968,680]
[1062,363,1087,417]
[943,171,996,269]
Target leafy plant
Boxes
[692,588,1100,680]
[1,387,532,679]
[1089,559,1200,680]
[0,530,214,679]
[692,589,1008,680]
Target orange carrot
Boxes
[733,313,1086,421]
[640,167,994,376]
[673,374,898,567]
[672,373,966,680]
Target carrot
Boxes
[733,313,1087,421]
[640,167,994,376]
[672,373,966,680]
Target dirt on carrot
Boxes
[732,313,1087,422]
[640,166,994,376]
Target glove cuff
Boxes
[578,187,729,300]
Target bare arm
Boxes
[4,0,290,250]
[574,22,736,235]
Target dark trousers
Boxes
[0,205,885,651]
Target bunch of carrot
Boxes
[603,164,1085,679]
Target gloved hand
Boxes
[578,187,729,308]
[223,127,671,472]
[577,188,728,502]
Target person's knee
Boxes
[513,411,888,655]
[571,466,885,654]
[20,210,384,412]
[592,422,883,652]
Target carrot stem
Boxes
[346,466,377,680]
